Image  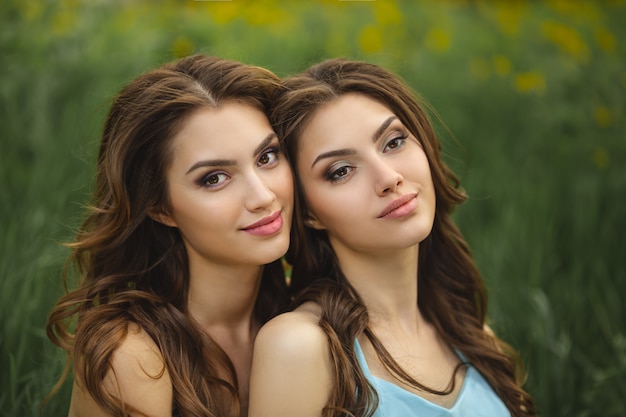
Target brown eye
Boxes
[257,147,280,167]
[198,172,229,188]
[383,134,408,153]
[326,164,355,182]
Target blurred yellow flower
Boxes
[515,71,546,94]
[595,27,616,54]
[494,2,526,35]
[374,1,403,25]
[172,36,195,59]
[18,0,44,21]
[593,106,612,128]
[359,26,383,54]
[547,0,582,15]
[425,27,451,53]
[493,55,512,76]
[547,0,600,22]
[208,2,242,25]
[592,147,609,170]
[243,2,293,27]
[52,10,77,35]
[542,21,589,63]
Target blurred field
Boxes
[1,1,624,416]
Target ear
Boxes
[148,207,177,228]
[304,212,325,230]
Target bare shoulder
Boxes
[69,323,173,417]
[254,301,327,357]
[249,302,332,417]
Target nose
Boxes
[373,158,404,196]
[244,173,276,212]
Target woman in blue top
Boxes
[249,59,535,417]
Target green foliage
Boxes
[1,1,624,416]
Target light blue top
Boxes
[354,339,511,417]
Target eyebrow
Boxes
[186,158,235,174]
[185,132,277,175]
[372,116,398,143]
[253,133,278,158]
[311,148,357,168]
[310,116,398,169]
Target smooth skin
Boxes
[69,102,293,417]
[249,94,465,417]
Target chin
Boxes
[260,238,290,265]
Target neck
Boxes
[334,242,422,332]
[185,256,264,417]
[186,257,263,342]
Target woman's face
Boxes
[295,93,435,258]
[159,102,293,268]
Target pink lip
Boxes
[377,193,418,219]
[242,210,283,236]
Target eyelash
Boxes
[324,132,409,183]
[196,146,281,189]
[198,171,229,188]
[257,146,281,167]
[325,164,355,183]
[383,132,408,152]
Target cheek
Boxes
[301,180,329,220]
[305,186,354,228]
[170,186,235,228]
[278,166,295,198]
[405,151,432,183]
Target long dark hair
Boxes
[45,54,289,417]
[271,58,534,417]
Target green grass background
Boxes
[1,1,624,416]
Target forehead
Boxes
[169,102,271,160]
[297,93,396,156]
[305,93,393,132]
[176,102,268,142]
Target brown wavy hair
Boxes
[45,54,289,417]
[271,58,535,417]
